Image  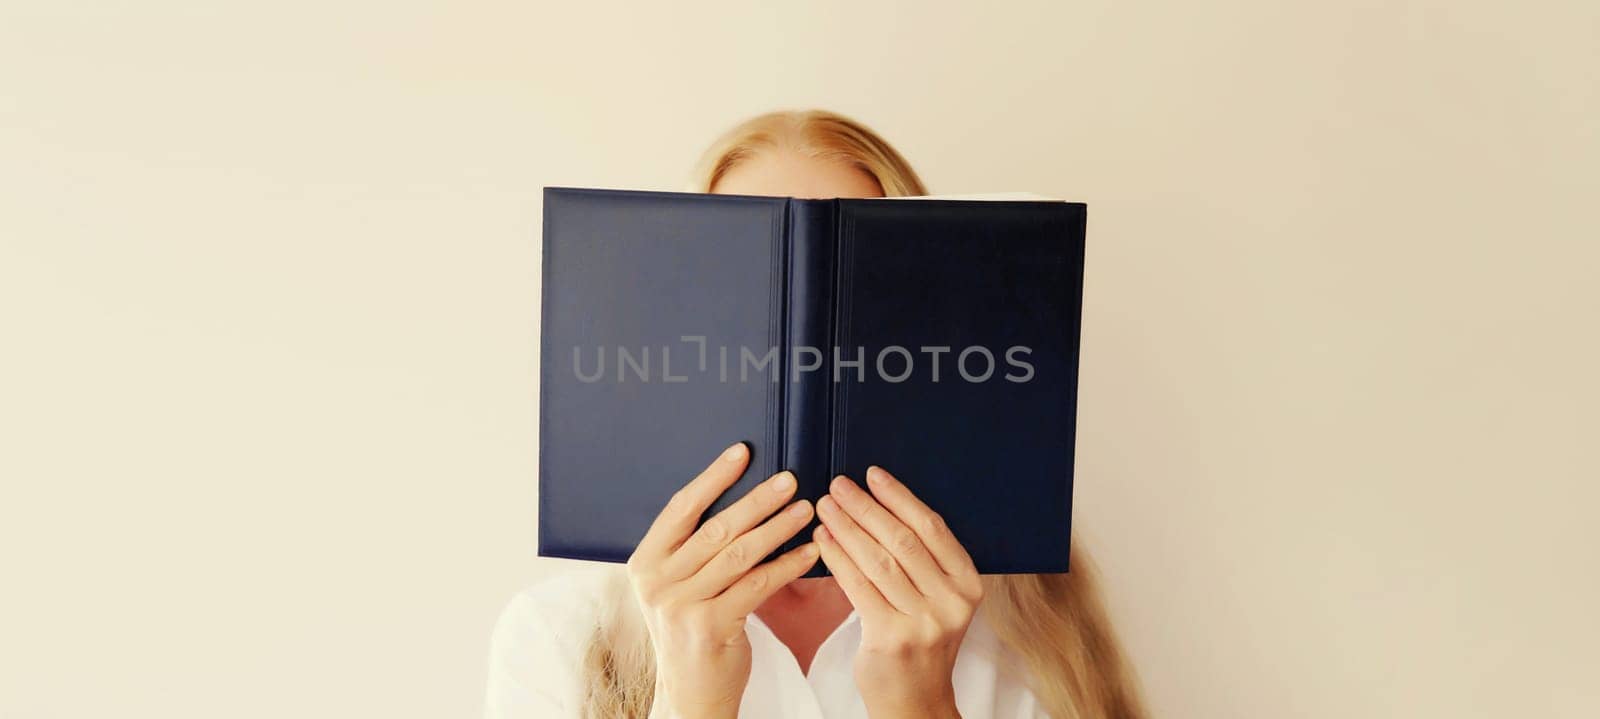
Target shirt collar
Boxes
[744,607,863,674]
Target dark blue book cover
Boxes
[539,187,1085,575]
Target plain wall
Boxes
[2,1,1596,717]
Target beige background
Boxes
[2,1,1596,717]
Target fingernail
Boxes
[814,526,832,543]
[816,495,836,515]
[866,466,890,487]
[770,471,795,493]
[830,475,858,496]
[722,443,747,462]
[800,542,820,559]
[788,500,811,517]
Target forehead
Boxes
[713,149,885,199]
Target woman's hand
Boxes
[814,466,983,719]
[625,442,821,719]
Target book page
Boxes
[887,192,1063,202]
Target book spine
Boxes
[782,199,837,566]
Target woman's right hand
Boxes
[626,442,820,719]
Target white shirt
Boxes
[485,568,1049,718]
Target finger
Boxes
[686,498,814,597]
[633,442,749,561]
[717,541,821,617]
[816,492,921,612]
[813,525,893,616]
[864,466,979,581]
[661,470,798,580]
[828,474,956,598]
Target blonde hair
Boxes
[581,109,1146,719]
[692,109,928,196]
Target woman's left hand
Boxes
[813,466,984,719]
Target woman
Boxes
[487,110,1145,719]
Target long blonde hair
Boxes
[581,109,1146,719]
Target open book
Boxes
[538,187,1085,575]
